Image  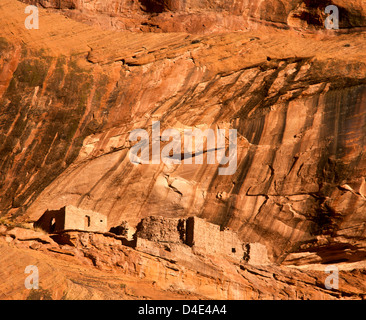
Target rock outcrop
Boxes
[0,0,366,299]
[1,223,366,300]
[2,0,366,261]
[20,0,366,33]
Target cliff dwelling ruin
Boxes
[34,206,269,265]
[134,215,270,265]
[34,205,108,233]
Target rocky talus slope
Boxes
[0,0,366,299]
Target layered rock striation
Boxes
[0,0,366,284]
[1,222,366,300]
[20,0,366,33]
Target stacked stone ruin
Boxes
[134,215,270,265]
[35,206,270,265]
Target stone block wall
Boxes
[35,205,107,233]
[134,215,270,264]
[64,206,107,233]
[33,208,66,233]
[135,216,185,243]
[220,228,246,261]
[186,216,220,250]
[186,217,245,261]
[243,243,270,265]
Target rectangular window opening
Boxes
[85,215,91,228]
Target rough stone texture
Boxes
[6,227,57,245]
[134,215,263,263]
[243,243,271,266]
[33,209,66,233]
[135,216,185,243]
[20,0,366,33]
[1,0,366,265]
[109,220,135,240]
[186,216,246,261]
[1,225,366,300]
[1,0,366,299]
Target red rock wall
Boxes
[1,1,366,264]
[19,0,366,32]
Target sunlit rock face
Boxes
[1,0,366,269]
[19,0,366,33]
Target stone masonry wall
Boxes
[135,215,269,264]
[63,205,108,233]
[186,216,220,250]
[135,216,185,243]
[33,208,66,233]
[186,217,246,261]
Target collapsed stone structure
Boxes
[34,206,269,265]
[34,205,108,233]
[135,215,270,265]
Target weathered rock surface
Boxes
[20,0,366,33]
[136,215,185,243]
[1,225,366,299]
[0,0,366,299]
[7,227,56,244]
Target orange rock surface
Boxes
[0,0,366,299]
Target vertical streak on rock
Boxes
[0,45,21,100]
[63,67,100,163]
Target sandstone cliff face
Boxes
[1,0,366,298]
[21,0,366,33]
[2,225,366,300]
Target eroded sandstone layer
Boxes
[0,0,366,299]
[20,0,366,33]
[1,223,366,300]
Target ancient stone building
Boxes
[186,216,246,261]
[34,205,107,233]
[135,215,270,264]
[135,216,185,243]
